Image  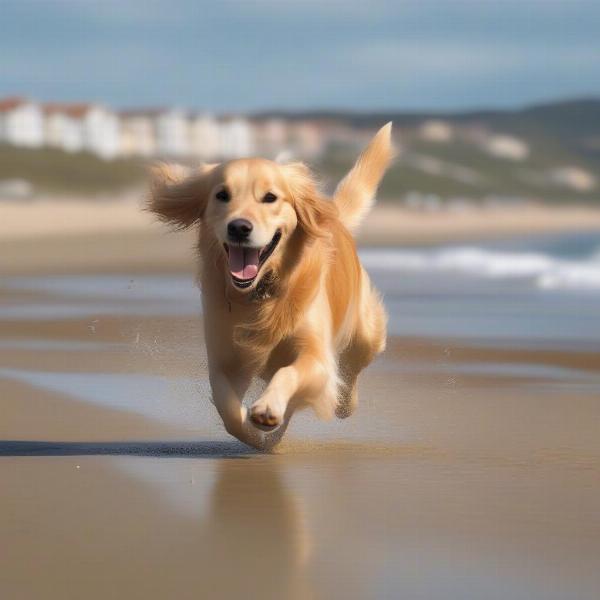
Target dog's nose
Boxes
[227,218,253,241]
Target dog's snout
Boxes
[227,218,253,241]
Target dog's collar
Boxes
[251,271,278,301]
[224,270,278,310]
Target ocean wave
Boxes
[359,246,600,291]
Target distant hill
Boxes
[260,98,600,204]
[255,97,600,137]
[0,98,598,202]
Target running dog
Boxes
[148,123,393,449]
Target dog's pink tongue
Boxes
[229,247,259,280]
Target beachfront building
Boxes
[419,120,454,143]
[549,166,596,192]
[154,109,190,157]
[0,97,44,148]
[44,104,85,153]
[218,116,254,159]
[251,118,288,158]
[80,105,120,160]
[119,110,157,157]
[483,134,529,161]
[188,113,221,160]
[43,103,121,159]
[288,120,325,158]
[0,95,334,162]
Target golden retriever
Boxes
[149,123,393,450]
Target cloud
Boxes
[0,0,599,110]
[347,39,600,77]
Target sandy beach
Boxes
[4,0,600,595]
[1,201,600,599]
[1,306,599,599]
[4,195,600,275]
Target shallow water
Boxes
[1,233,599,599]
[5,233,600,348]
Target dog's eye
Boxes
[262,192,277,203]
[215,189,230,202]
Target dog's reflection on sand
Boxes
[0,439,313,599]
[199,457,312,599]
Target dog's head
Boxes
[149,158,336,293]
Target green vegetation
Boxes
[0,145,145,195]
[303,98,600,204]
[2,98,599,202]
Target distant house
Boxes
[153,109,190,157]
[219,116,254,159]
[0,97,44,148]
[549,166,596,192]
[189,113,221,160]
[419,120,453,143]
[483,134,529,161]
[288,120,325,158]
[251,118,325,159]
[44,104,85,153]
[79,104,120,160]
[119,110,157,157]
[43,103,120,159]
[251,118,288,158]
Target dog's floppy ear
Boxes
[280,162,337,239]
[148,163,217,229]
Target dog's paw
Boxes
[335,402,352,419]
[335,387,358,419]
[249,402,282,430]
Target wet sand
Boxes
[1,230,600,599]
[1,303,600,599]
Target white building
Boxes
[189,113,221,160]
[153,109,190,157]
[549,166,596,192]
[81,104,120,159]
[43,103,121,159]
[119,110,157,157]
[483,134,529,161]
[288,120,325,158]
[44,104,85,153]
[219,116,254,159]
[251,118,325,159]
[0,97,44,148]
[419,120,453,143]
[251,118,288,158]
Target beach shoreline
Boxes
[3,195,600,275]
[1,229,599,599]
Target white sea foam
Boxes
[359,246,600,291]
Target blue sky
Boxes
[1,0,599,112]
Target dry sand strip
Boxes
[3,197,600,275]
[360,203,600,245]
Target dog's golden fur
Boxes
[148,124,393,449]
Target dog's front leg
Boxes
[209,368,286,450]
[250,343,336,430]
[209,368,249,438]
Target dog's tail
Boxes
[333,122,394,233]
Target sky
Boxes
[1,0,599,113]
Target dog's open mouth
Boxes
[224,230,281,289]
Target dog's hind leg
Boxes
[336,288,387,419]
